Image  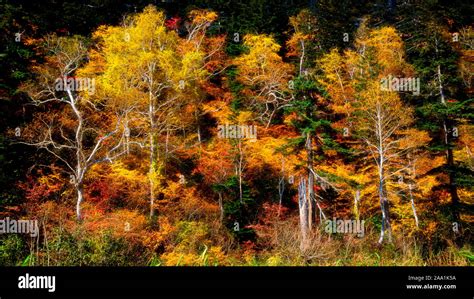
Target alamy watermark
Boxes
[18,273,55,293]
[54,76,96,95]
[0,217,38,238]
[324,218,365,238]
[380,75,420,96]
[217,124,257,141]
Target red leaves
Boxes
[86,179,120,213]
[165,17,181,31]
[18,171,64,203]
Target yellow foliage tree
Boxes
[234,34,294,127]
[84,5,216,218]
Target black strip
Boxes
[0,267,472,299]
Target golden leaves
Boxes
[188,9,218,26]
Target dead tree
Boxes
[20,35,129,221]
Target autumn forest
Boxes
[0,0,473,266]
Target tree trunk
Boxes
[408,184,419,228]
[124,117,130,154]
[278,158,285,215]
[238,140,243,204]
[69,89,85,222]
[299,40,305,76]
[438,64,460,223]
[219,193,224,221]
[378,160,392,244]
[306,132,314,229]
[197,125,201,144]
[298,178,309,250]
[149,131,156,219]
[278,177,284,217]
[447,144,460,223]
[76,185,84,221]
[354,189,360,221]
[149,89,156,219]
